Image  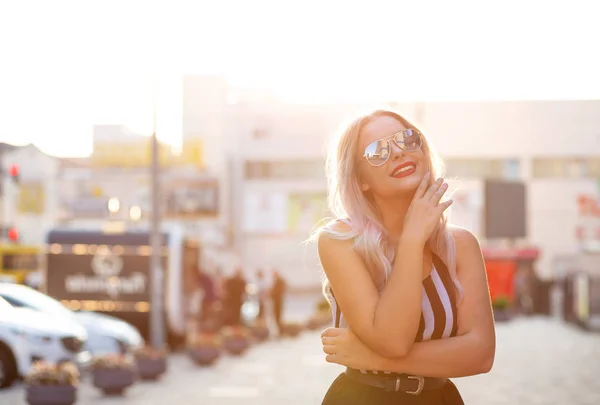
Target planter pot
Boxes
[188,346,221,366]
[92,368,135,395]
[493,308,512,322]
[306,317,327,330]
[251,326,270,342]
[223,336,249,355]
[26,384,77,405]
[282,324,303,337]
[135,357,167,380]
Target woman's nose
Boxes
[389,142,405,161]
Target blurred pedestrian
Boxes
[256,269,269,319]
[224,268,247,326]
[195,266,218,332]
[271,269,287,335]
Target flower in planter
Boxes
[492,296,512,322]
[90,354,135,371]
[24,361,78,405]
[316,298,331,313]
[220,325,251,339]
[133,346,168,360]
[250,319,270,341]
[191,332,222,348]
[132,346,168,380]
[492,296,510,310]
[90,354,136,396]
[305,313,330,330]
[220,325,251,355]
[25,361,80,386]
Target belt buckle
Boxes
[405,375,425,395]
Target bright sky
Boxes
[0,0,598,157]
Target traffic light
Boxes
[8,164,19,184]
[7,227,18,243]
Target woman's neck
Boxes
[374,195,412,244]
[375,194,433,262]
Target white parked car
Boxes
[0,284,144,356]
[1,297,90,387]
[0,298,31,388]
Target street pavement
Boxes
[1,315,600,404]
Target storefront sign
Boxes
[46,248,160,303]
[64,250,146,298]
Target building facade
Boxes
[182,89,599,287]
[1,145,60,245]
[5,76,599,289]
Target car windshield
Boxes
[0,285,73,318]
[0,296,14,312]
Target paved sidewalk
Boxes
[1,317,599,404]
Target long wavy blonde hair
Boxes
[314,109,463,301]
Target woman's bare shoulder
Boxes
[316,219,356,254]
[449,225,481,251]
[449,226,485,275]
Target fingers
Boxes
[321,336,336,345]
[326,354,342,364]
[430,181,449,204]
[437,199,453,213]
[423,177,443,201]
[322,344,336,355]
[321,328,341,338]
[414,172,431,199]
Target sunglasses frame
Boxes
[362,129,423,167]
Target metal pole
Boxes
[150,80,165,348]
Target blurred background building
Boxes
[1,76,599,291]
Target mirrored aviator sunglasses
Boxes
[362,129,423,167]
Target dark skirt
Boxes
[321,372,464,405]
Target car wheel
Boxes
[0,345,17,389]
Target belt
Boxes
[344,368,447,395]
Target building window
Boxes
[444,158,521,179]
[245,162,270,179]
[532,157,597,178]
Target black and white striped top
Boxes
[332,255,458,374]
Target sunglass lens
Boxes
[395,129,421,151]
[364,140,390,166]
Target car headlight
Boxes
[9,327,25,337]
[26,333,53,344]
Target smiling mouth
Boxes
[391,163,417,178]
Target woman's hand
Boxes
[402,173,452,244]
[321,327,385,371]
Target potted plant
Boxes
[133,346,168,380]
[306,299,332,329]
[250,318,270,342]
[281,321,303,337]
[305,311,331,330]
[221,325,251,355]
[24,361,79,405]
[492,296,512,322]
[90,354,136,395]
[188,332,222,366]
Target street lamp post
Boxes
[149,81,165,349]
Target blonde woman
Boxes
[316,110,495,404]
